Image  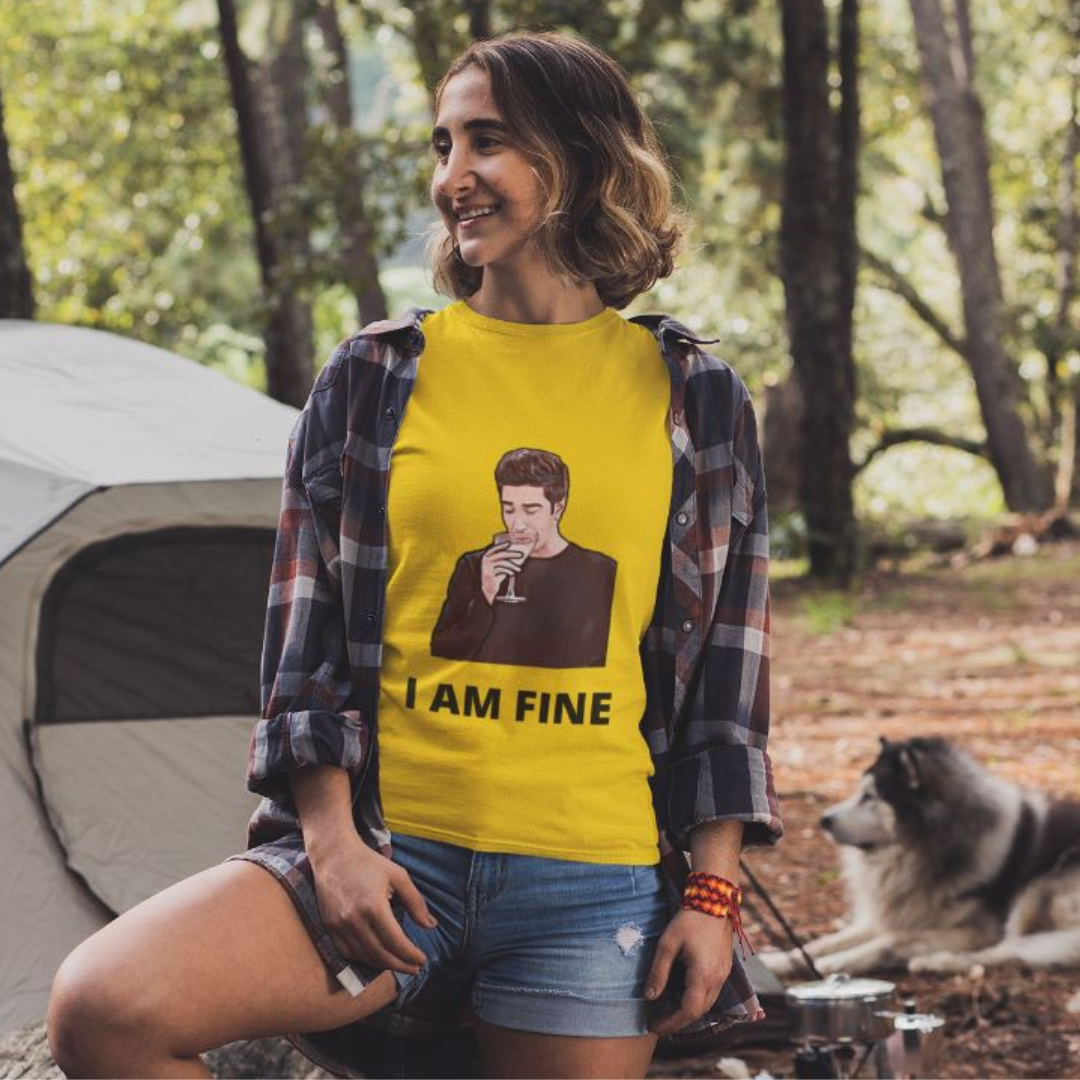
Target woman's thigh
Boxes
[474,1020,658,1080]
[48,860,399,1058]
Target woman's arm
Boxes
[246,346,368,807]
[662,379,783,854]
[688,819,743,879]
[291,764,357,866]
[647,816,746,1037]
[249,344,439,979]
[292,764,437,976]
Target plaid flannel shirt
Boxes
[229,306,783,1078]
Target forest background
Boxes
[2,0,1078,582]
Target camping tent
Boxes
[0,320,297,1034]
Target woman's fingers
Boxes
[393,868,439,930]
[367,900,429,970]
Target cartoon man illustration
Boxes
[431,448,617,668]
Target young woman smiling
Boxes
[47,29,782,1080]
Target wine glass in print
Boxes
[492,531,536,603]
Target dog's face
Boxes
[819,771,899,850]
[820,736,948,850]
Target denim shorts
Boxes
[385,831,670,1038]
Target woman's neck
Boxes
[464,270,607,325]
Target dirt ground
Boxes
[649,539,1080,1080]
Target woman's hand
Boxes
[645,909,734,1037]
[308,831,438,975]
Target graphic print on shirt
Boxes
[430,447,617,668]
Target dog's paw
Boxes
[908,951,969,974]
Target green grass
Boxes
[861,586,916,613]
[963,551,1080,586]
[966,579,1023,612]
[770,556,810,581]
[797,590,858,634]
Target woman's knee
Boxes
[48,941,165,1076]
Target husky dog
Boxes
[759,736,1080,979]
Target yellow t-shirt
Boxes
[378,299,672,863]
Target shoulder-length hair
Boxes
[424,29,692,310]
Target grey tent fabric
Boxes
[0,321,297,1034]
[0,319,294,566]
[0,457,94,568]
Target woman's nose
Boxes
[437,149,473,199]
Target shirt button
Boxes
[384,406,397,421]
[680,619,694,634]
[376,503,385,518]
[364,613,377,628]
[675,512,689,526]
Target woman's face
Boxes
[430,66,547,274]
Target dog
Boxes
[758,735,1080,980]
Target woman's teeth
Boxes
[459,206,499,223]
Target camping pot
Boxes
[786,972,898,1046]
[877,1002,946,1079]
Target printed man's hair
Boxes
[424,29,691,310]
[495,448,569,512]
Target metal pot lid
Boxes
[894,1012,945,1032]
[786,972,897,1001]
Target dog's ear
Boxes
[899,745,922,791]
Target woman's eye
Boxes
[432,144,449,161]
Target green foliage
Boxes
[797,589,858,635]
[2,0,1075,540]
[1,0,264,360]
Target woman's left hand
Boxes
[644,908,734,1037]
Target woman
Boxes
[47,28,782,1080]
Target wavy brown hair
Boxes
[424,29,692,310]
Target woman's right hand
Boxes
[309,832,438,974]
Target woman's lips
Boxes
[458,208,499,230]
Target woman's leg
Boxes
[474,1020,658,1080]
[47,860,400,1079]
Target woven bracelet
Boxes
[681,871,754,957]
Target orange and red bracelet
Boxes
[681,871,754,957]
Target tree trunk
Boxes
[314,0,388,328]
[908,0,1054,511]
[779,0,860,584]
[761,375,804,516]
[408,0,452,94]
[463,0,491,41]
[216,0,313,407]
[262,1,316,399]
[0,81,34,319]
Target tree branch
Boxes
[855,426,988,473]
[862,246,969,359]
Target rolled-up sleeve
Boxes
[247,355,370,805]
[665,387,783,852]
